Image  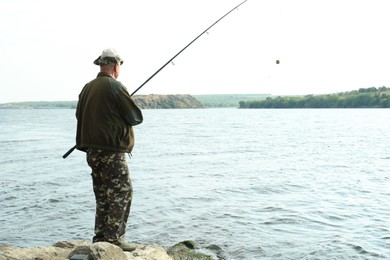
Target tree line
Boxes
[239,87,390,108]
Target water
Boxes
[0,108,389,259]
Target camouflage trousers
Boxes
[86,148,133,244]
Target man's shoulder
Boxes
[107,77,127,92]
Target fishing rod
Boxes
[63,0,248,159]
[130,0,248,96]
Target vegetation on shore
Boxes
[238,87,390,108]
[0,101,77,109]
[193,94,270,108]
[2,88,390,109]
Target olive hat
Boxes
[93,48,124,65]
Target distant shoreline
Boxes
[0,94,270,109]
[2,88,389,109]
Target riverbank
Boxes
[0,240,213,260]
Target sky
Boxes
[1,0,390,103]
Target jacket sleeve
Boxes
[114,82,143,126]
[75,85,86,149]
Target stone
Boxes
[0,241,173,260]
[0,240,214,260]
[167,241,213,260]
[0,244,71,260]
[87,242,128,260]
[124,244,173,260]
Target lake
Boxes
[0,108,389,259]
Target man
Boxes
[75,48,143,251]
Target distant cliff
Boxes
[133,94,203,109]
[0,95,204,109]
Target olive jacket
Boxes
[76,72,143,153]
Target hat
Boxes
[93,48,124,65]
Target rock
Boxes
[0,243,71,260]
[167,241,213,260]
[133,94,204,109]
[87,242,128,260]
[124,244,173,260]
[0,240,214,260]
[53,241,90,249]
[0,241,173,260]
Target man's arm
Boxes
[115,83,143,126]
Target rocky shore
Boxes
[133,94,204,109]
[0,240,213,260]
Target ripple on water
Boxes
[1,109,390,259]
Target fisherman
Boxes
[75,48,143,251]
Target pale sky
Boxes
[1,0,389,103]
